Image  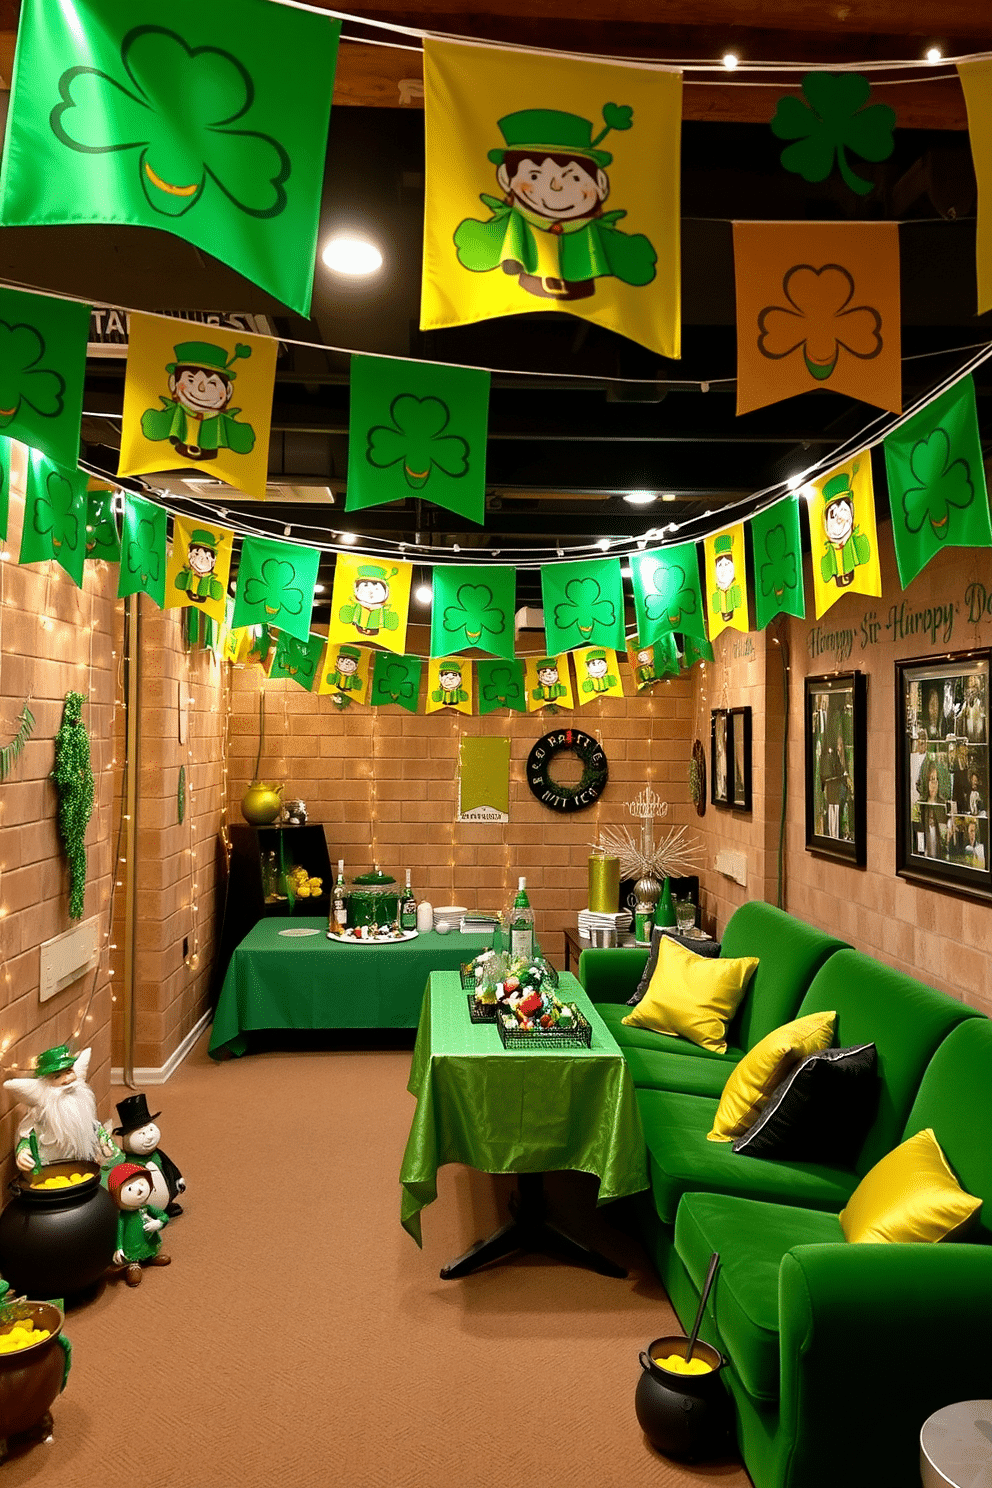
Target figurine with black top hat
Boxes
[113,1094,185,1218]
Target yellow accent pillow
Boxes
[707,1010,837,1143]
[840,1128,981,1244]
[621,935,759,1053]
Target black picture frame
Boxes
[805,672,867,867]
[729,706,752,812]
[711,709,731,806]
[895,650,992,899]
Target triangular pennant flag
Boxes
[318,642,371,704]
[347,356,490,526]
[118,494,167,606]
[232,535,320,643]
[541,558,625,655]
[704,523,751,639]
[119,313,276,498]
[884,376,992,589]
[680,634,714,671]
[430,564,515,658]
[85,487,121,562]
[477,658,526,714]
[0,437,11,541]
[627,635,679,689]
[959,61,992,315]
[630,544,707,643]
[426,656,474,715]
[327,555,412,656]
[18,450,86,587]
[524,652,575,711]
[0,288,89,469]
[751,497,806,629]
[268,630,324,691]
[809,455,882,619]
[165,514,234,628]
[370,653,422,713]
[574,645,623,703]
[0,0,340,316]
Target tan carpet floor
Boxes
[3,1031,752,1488]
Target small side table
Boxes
[920,1400,992,1487]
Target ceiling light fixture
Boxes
[620,564,633,578]
[623,490,656,505]
[321,235,384,276]
[314,584,325,594]
[667,522,678,533]
[414,584,432,604]
[925,46,942,63]
[722,53,739,69]
[661,494,677,503]
[596,537,611,550]
[339,531,358,545]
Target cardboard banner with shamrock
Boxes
[164,514,234,628]
[231,535,320,643]
[268,630,324,692]
[541,557,625,655]
[704,524,751,639]
[574,645,624,703]
[630,543,707,644]
[808,454,882,620]
[627,635,679,690]
[347,355,490,526]
[421,39,682,361]
[477,658,526,714]
[369,652,422,713]
[318,642,371,704]
[327,554,412,657]
[118,493,167,606]
[426,655,474,715]
[85,483,121,562]
[0,287,90,470]
[750,496,806,629]
[883,375,992,589]
[959,61,992,316]
[18,450,87,587]
[431,564,516,658]
[524,652,574,712]
[0,437,11,542]
[0,0,340,316]
[119,313,276,499]
[734,221,901,418]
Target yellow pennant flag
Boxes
[524,652,574,712]
[959,61,992,314]
[318,642,371,703]
[326,555,412,656]
[734,222,901,418]
[808,456,882,620]
[119,313,277,499]
[422,39,681,360]
[704,524,750,639]
[223,628,254,665]
[574,645,623,703]
[426,656,474,715]
[165,515,234,628]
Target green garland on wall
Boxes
[51,691,94,920]
[0,703,35,781]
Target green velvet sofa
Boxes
[580,901,990,1488]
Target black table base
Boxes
[439,1172,627,1280]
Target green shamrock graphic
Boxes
[51,26,290,220]
[276,636,318,684]
[901,428,974,541]
[643,561,698,628]
[759,523,798,601]
[0,321,65,428]
[33,471,79,553]
[125,517,162,584]
[244,557,304,618]
[366,396,469,491]
[770,73,896,197]
[85,491,120,559]
[482,665,522,707]
[443,583,505,647]
[372,659,418,706]
[553,577,616,642]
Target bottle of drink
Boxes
[510,877,535,961]
[400,868,417,932]
[329,859,348,937]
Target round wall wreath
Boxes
[526,729,609,813]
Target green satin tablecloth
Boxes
[209,920,493,1058]
[400,971,648,1244]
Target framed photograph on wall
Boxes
[711,709,731,806]
[730,707,752,811]
[805,672,867,866]
[895,650,992,898]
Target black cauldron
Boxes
[0,1162,117,1299]
[635,1335,733,1461]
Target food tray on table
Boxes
[466,995,498,1023]
[326,928,417,944]
[496,1007,592,1050]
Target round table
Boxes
[921,1401,992,1487]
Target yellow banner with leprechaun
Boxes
[326,555,412,656]
[524,652,575,712]
[164,514,234,629]
[808,455,883,620]
[704,523,750,639]
[574,645,623,704]
[426,655,474,715]
[318,641,372,703]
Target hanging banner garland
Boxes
[328,554,412,657]
[627,635,679,689]
[526,728,608,813]
[426,655,473,714]
[477,658,526,714]
[18,450,87,588]
[318,642,372,704]
[630,543,707,644]
[681,635,714,671]
[808,454,883,620]
[574,645,623,703]
[232,534,320,643]
[0,286,90,470]
[118,493,167,607]
[541,557,625,655]
[0,437,10,542]
[704,522,751,640]
[524,652,575,711]
[268,630,324,691]
[750,496,806,630]
[769,74,896,198]
[431,564,516,659]
[165,514,234,628]
[85,485,121,562]
[369,652,422,712]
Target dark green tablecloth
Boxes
[209,920,493,1058]
[400,971,648,1244]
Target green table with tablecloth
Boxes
[400,971,648,1275]
[209,919,493,1058]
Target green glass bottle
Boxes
[654,876,676,929]
[510,877,535,962]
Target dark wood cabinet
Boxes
[214,824,334,993]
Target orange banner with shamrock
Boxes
[733,222,901,418]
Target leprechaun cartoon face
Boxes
[355,577,389,609]
[637,648,652,667]
[715,554,735,594]
[586,655,608,680]
[825,496,854,547]
[497,153,608,221]
[537,663,559,688]
[172,365,233,416]
[439,669,462,692]
[336,652,358,677]
[188,544,216,579]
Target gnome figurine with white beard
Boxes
[4,1045,120,1174]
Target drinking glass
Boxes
[675,898,696,935]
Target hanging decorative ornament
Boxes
[690,739,707,818]
[51,692,94,921]
[0,702,35,782]
[769,73,896,197]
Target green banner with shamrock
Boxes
[0,437,10,542]
[117,493,166,606]
[430,564,515,659]
[268,630,324,692]
[18,450,86,587]
[541,557,625,655]
[630,543,707,644]
[680,634,714,671]
[884,376,992,589]
[346,355,490,525]
[85,485,121,562]
[751,496,806,629]
[231,535,320,643]
[0,0,340,316]
[369,652,422,713]
[0,287,89,470]
[477,658,526,714]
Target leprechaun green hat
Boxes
[339,645,361,660]
[714,533,734,556]
[167,341,252,379]
[440,659,463,674]
[823,472,853,502]
[189,529,218,552]
[586,648,607,662]
[489,108,616,168]
[34,1044,76,1078]
[356,562,398,581]
[536,657,559,670]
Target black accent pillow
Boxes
[732,1043,878,1165]
[627,926,722,1005]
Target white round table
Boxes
[921,1401,992,1487]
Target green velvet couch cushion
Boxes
[720,902,848,1052]
[621,1044,741,1096]
[902,1017,992,1243]
[596,1001,743,1061]
[675,1192,842,1402]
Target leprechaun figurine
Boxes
[140,340,256,461]
[113,1093,186,1218]
[711,533,742,623]
[174,529,224,605]
[108,1163,171,1287]
[338,563,399,638]
[532,657,567,704]
[5,1045,120,1173]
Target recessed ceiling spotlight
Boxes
[321,235,384,276]
[414,584,432,604]
[667,522,678,533]
[925,46,942,63]
[624,490,657,505]
[722,53,739,69]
